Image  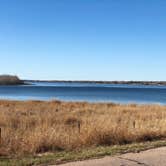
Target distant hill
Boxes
[0,75,24,85]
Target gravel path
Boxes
[57,147,166,166]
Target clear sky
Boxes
[0,0,165,81]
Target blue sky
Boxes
[0,0,165,81]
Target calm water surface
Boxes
[0,82,166,104]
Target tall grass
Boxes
[0,100,166,156]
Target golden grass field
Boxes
[0,100,166,157]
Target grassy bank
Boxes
[0,100,166,164]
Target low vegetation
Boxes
[0,75,23,85]
[0,100,166,165]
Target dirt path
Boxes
[58,147,166,166]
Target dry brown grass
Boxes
[0,100,166,157]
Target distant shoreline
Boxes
[1,74,166,86]
[24,80,166,86]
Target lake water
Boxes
[0,82,166,104]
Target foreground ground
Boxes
[1,140,166,166]
[0,100,166,165]
[60,146,166,166]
